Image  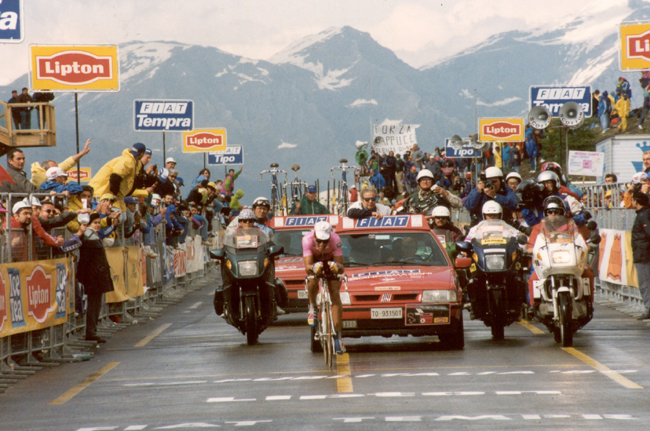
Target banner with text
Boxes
[0,258,73,338]
[372,124,419,155]
[208,146,244,165]
[568,151,605,176]
[182,129,227,153]
[529,86,592,118]
[478,118,524,142]
[620,22,650,71]
[134,99,194,132]
[0,0,24,43]
[66,167,91,182]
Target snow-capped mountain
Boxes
[2,0,649,201]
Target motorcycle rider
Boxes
[429,206,464,261]
[303,221,346,354]
[464,167,517,226]
[505,172,522,192]
[398,168,462,216]
[540,161,583,199]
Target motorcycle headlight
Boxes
[422,290,457,303]
[339,292,351,305]
[238,260,258,276]
[552,250,571,264]
[485,255,505,270]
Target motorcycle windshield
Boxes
[538,215,578,245]
[470,220,515,247]
[223,227,270,251]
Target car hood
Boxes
[344,265,455,292]
[275,257,306,280]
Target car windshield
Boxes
[470,220,515,247]
[539,215,579,245]
[340,232,448,267]
[223,227,270,250]
[275,229,309,257]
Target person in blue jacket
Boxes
[525,126,539,173]
[464,167,517,226]
[39,167,83,196]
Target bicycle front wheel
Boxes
[321,301,334,368]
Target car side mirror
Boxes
[517,234,528,245]
[210,249,225,260]
[268,245,284,258]
[455,241,472,253]
[454,257,472,269]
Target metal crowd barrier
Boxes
[0,194,220,390]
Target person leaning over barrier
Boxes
[30,138,92,188]
[631,191,650,320]
[347,185,391,219]
[40,199,91,232]
[39,167,84,197]
[623,172,650,209]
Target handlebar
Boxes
[305,273,348,291]
[331,163,359,178]
[260,169,288,182]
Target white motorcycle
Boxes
[531,215,594,347]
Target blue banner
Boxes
[0,0,23,43]
[134,100,194,131]
[445,139,482,158]
[529,86,592,118]
[207,146,244,165]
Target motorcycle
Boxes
[210,227,285,345]
[531,215,597,347]
[456,220,528,340]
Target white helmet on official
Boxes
[431,206,450,218]
[482,200,503,219]
[416,169,434,182]
[485,167,504,179]
[505,172,522,183]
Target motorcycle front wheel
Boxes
[245,296,259,345]
[558,292,573,347]
[489,289,505,341]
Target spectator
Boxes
[618,77,632,99]
[424,155,442,183]
[643,151,650,174]
[349,184,358,203]
[66,185,95,233]
[623,172,650,209]
[591,90,600,117]
[404,165,418,194]
[223,167,243,197]
[502,142,511,173]
[292,185,327,215]
[10,199,63,262]
[88,143,154,211]
[165,157,176,171]
[510,142,521,173]
[189,168,211,191]
[395,154,405,193]
[369,168,386,191]
[613,93,631,132]
[16,87,33,130]
[525,127,539,173]
[604,174,618,183]
[39,167,84,197]
[32,90,55,129]
[31,138,92,188]
[384,151,397,191]
[39,200,90,232]
[640,85,650,130]
[123,197,141,239]
[378,191,391,206]
[0,148,38,194]
[229,189,245,211]
[154,168,177,198]
[7,90,20,130]
[411,144,425,167]
[493,143,503,169]
[631,191,650,320]
[77,212,115,342]
[347,185,391,219]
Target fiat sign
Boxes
[30,45,120,91]
[478,118,525,142]
[0,0,23,43]
[182,129,227,153]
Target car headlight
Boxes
[238,260,258,276]
[552,250,571,264]
[485,255,505,270]
[422,290,457,303]
[339,292,351,305]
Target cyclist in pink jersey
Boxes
[302,221,346,353]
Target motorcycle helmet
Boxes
[543,196,566,216]
[431,206,450,218]
[516,178,544,207]
[485,167,504,179]
[537,171,560,191]
[541,161,567,185]
[239,208,256,221]
[505,172,522,183]
[482,200,503,219]
[252,197,271,209]
[416,169,434,182]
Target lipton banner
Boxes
[620,22,650,71]
[66,168,91,182]
[30,45,120,91]
[182,129,227,153]
[478,118,525,142]
[0,258,74,338]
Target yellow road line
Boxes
[562,347,643,389]
[336,353,353,393]
[50,362,120,405]
[517,319,545,335]
[135,323,172,347]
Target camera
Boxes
[484,179,495,190]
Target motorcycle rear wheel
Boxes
[490,289,505,341]
[558,292,573,347]
[245,296,258,345]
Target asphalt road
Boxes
[2,278,650,431]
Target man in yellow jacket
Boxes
[31,138,92,188]
[88,143,153,211]
[613,94,631,132]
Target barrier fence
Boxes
[0,193,220,389]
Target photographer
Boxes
[463,167,517,226]
[623,172,650,209]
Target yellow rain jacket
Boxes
[30,156,78,188]
[88,149,148,211]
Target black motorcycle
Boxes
[211,227,284,345]
[456,220,528,340]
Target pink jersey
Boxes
[302,231,343,261]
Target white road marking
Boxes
[124,381,207,387]
[423,392,485,396]
[583,414,603,420]
[300,395,327,400]
[329,393,364,398]
[125,427,147,431]
[189,301,203,309]
[355,374,376,378]
[155,424,220,429]
[373,392,415,397]
[207,397,255,403]
[224,421,272,427]
[265,395,291,401]
[436,415,511,421]
[214,378,252,383]
[334,417,375,423]
[386,416,422,422]
[522,415,542,420]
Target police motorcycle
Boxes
[530,197,596,347]
[456,201,528,341]
[210,226,285,345]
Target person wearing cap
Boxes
[133,148,158,192]
[123,196,144,239]
[77,212,116,343]
[223,166,243,197]
[88,143,154,212]
[463,166,516,225]
[505,172,522,192]
[349,184,358,203]
[154,168,178,198]
[10,198,65,261]
[623,172,650,209]
[29,138,92,188]
[400,168,463,216]
[292,185,328,215]
[165,157,177,171]
[302,220,345,354]
[39,166,84,196]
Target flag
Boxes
[0,165,15,185]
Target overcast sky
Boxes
[0,0,631,86]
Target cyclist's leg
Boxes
[307,277,319,307]
[328,279,343,333]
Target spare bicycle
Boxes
[260,163,287,216]
[331,158,358,216]
[284,164,309,214]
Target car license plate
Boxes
[298,290,308,299]
[371,308,403,319]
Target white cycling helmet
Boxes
[505,172,522,183]
[416,169,434,182]
[485,167,504,179]
[482,200,503,219]
[431,206,450,218]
